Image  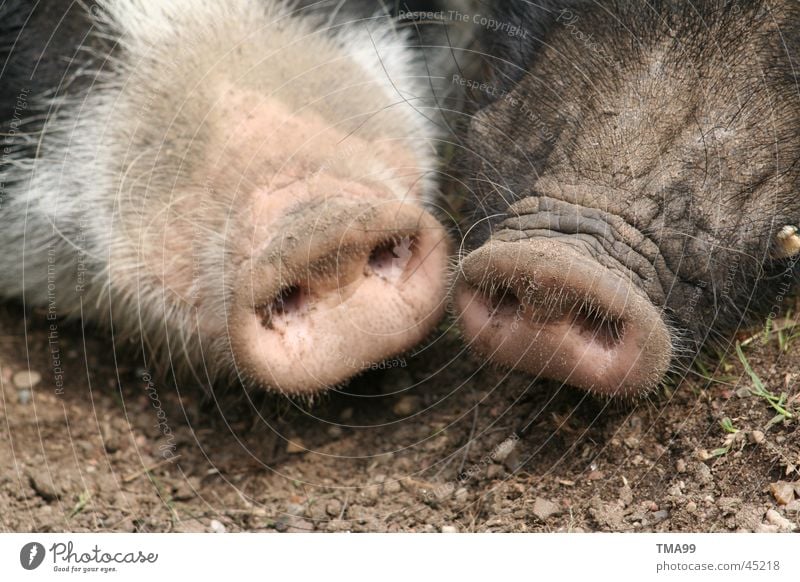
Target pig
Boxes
[452,0,800,396]
[0,0,460,394]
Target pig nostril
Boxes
[573,303,625,349]
[275,285,305,314]
[367,236,417,280]
[256,285,305,329]
[484,285,521,316]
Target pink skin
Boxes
[229,103,448,393]
[454,240,672,396]
[145,90,449,394]
[230,197,449,392]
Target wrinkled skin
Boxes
[0,0,457,395]
[453,0,800,395]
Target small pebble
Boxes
[588,470,604,481]
[392,396,420,416]
[685,501,697,513]
[286,497,306,517]
[667,484,683,497]
[765,509,795,532]
[693,462,713,485]
[27,470,58,501]
[287,519,314,533]
[696,450,713,461]
[441,525,458,533]
[486,464,505,480]
[749,430,765,444]
[360,484,380,505]
[770,481,796,506]
[100,423,122,454]
[13,370,41,390]
[652,510,670,523]
[493,437,518,463]
[285,439,306,454]
[17,389,31,405]
[325,499,343,518]
[532,497,561,520]
[619,485,633,507]
[503,449,522,473]
[209,519,226,533]
[384,480,402,494]
[172,477,200,501]
[326,519,350,532]
[676,459,687,473]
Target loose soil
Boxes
[1,301,799,533]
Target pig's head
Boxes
[57,1,450,394]
[453,0,800,396]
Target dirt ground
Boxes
[1,299,799,533]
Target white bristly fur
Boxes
[0,0,445,388]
